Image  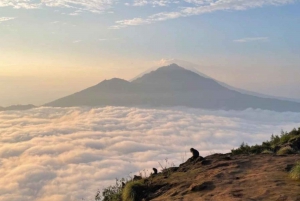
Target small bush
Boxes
[231,142,251,155]
[231,128,300,155]
[262,150,273,154]
[122,180,144,201]
[290,161,300,180]
[270,134,280,146]
[158,158,175,178]
[280,133,291,144]
[99,178,126,201]
[277,147,295,155]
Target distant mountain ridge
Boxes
[46,64,300,112]
[0,104,36,111]
[132,59,300,103]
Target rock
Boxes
[274,145,281,153]
[285,164,294,172]
[289,136,300,151]
[190,181,215,192]
[276,194,288,201]
[208,162,230,170]
[168,167,179,172]
[201,160,212,165]
[133,175,142,181]
[223,156,232,160]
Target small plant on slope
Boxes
[122,180,144,201]
[290,161,300,181]
[97,178,127,201]
[261,149,273,154]
[158,158,175,178]
[277,147,295,155]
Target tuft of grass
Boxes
[99,178,127,201]
[277,147,295,155]
[122,180,144,201]
[290,162,300,180]
[158,158,175,178]
[262,149,273,154]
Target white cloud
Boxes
[72,40,82,43]
[0,0,116,13]
[112,0,296,28]
[0,106,300,201]
[0,0,296,25]
[234,37,269,43]
[0,17,16,23]
[0,0,41,9]
[98,38,120,41]
[132,0,179,6]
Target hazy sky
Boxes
[1,0,300,106]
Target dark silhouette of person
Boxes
[153,168,158,175]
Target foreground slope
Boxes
[143,154,300,201]
[46,64,300,112]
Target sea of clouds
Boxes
[1,106,300,201]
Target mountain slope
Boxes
[135,153,300,201]
[136,59,300,103]
[46,64,300,112]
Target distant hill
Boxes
[0,104,36,111]
[46,64,300,112]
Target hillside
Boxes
[98,129,300,201]
[138,154,300,201]
[46,64,300,112]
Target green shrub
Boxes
[122,180,144,201]
[261,150,273,154]
[277,147,295,155]
[289,128,300,136]
[231,142,251,155]
[270,134,280,146]
[99,178,126,201]
[231,128,300,155]
[280,133,292,144]
[290,162,300,180]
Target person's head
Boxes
[190,148,194,152]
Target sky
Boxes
[1,106,300,201]
[1,0,300,106]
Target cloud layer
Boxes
[234,37,269,43]
[1,106,300,201]
[0,0,296,26]
[0,0,116,13]
[0,17,15,23]
[112,0,296,28]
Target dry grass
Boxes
[122,180,144,201]
[262,150,273,154]
[290,161,300,181]
[277,147,294,155]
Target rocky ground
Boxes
[142,153,300,201]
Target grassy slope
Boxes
[146,154,300,201]
[100,129,300,201]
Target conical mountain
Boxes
[46,64,300,112]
